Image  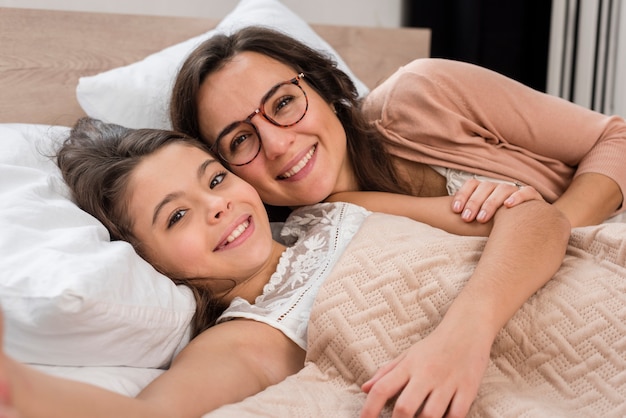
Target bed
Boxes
[1,1,625,417]
[0,0,431,398]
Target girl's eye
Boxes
[210,171,227,189]
[168,209,187,228]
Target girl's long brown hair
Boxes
[56,117,229,337]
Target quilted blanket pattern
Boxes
[206,214,626,417]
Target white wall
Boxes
[0,0,403,27]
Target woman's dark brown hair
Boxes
[56,117,229,337]
[170,26,411,219]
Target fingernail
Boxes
[505,197,514,205]
[462,209,472,219]
[453,200,461,212]
[477,210,486,221]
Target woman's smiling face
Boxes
[196,51,358,207]
[126,142,277,300]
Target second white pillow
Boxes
[76,0,369,129]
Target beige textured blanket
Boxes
[206,214,626,417]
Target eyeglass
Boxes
[211,73,308,167]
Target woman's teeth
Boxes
[280,146,315,179]
[226,220,250,243]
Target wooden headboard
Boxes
[0,7,430,126]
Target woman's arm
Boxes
[354,199,571,417]
[446,179,543,223]
[453,171,622,227]
[326,188,532,235]
[364,58,626,226]
[449,60,626,226]
[3,319,303,418]
[553,172,622,226]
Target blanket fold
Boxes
[206,215,626,417]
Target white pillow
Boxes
[0,123,195,368]
[76,0,369,129]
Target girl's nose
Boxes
[207,197,232,224]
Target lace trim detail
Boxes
[216,202,370,349]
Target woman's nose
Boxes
[257,122,294,160]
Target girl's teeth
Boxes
[226,220,249,243]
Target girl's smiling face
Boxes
[126,142,278,301]
[196,51,358,207]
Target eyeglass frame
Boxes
[210,72,308,167]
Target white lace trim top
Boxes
[430,165,518,195]
[216,202,370,350]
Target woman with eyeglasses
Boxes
[171,27,625,228]
[168,26,625,417]
[0,117,570,418]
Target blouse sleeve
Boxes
[362,58,626,205]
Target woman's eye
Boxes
[168,209,187,228]
[274,95,293,114]
[210,171,227,189]
[230,133,250,152]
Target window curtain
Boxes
[404,0,552,92]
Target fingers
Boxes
[453,179,505,223]
[364,379,475,418]
[452,178,481,215]
[360,323,489,418]
[360,358,453,418]
[453,180,544,223]
[360,375,410,418]
[364,378,471,418]
[445,388,475,418]
[361,355,403,394]
[503,184,543,208]
[393,382,446,418]
[360,354,412,418]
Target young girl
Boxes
[0,117,569,418]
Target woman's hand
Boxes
[359,321,491,418]
[452,179,543,223]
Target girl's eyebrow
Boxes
[152,191,182,226]
[151,158,217,226]
[197,158,217,181]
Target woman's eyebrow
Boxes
[215,121,240,143]
[151,158,218,226]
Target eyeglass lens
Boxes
[217,79,307,166]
